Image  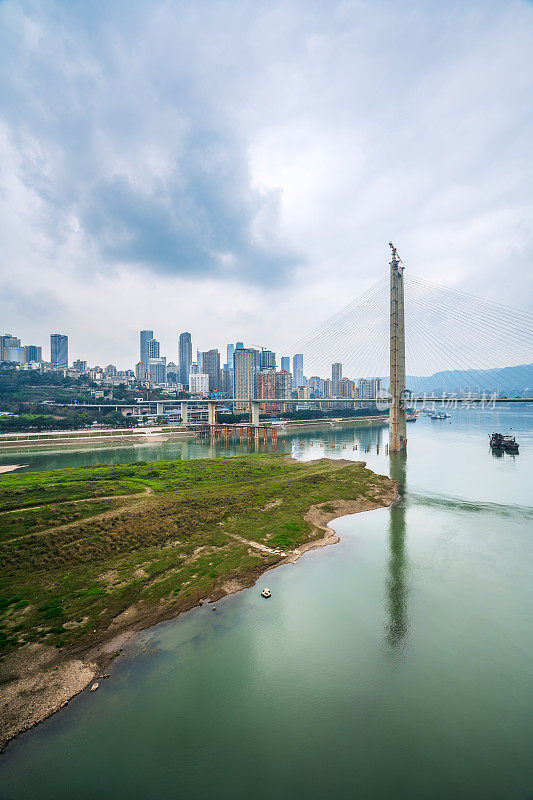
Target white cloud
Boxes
[0,0,532,369]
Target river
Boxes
[0,407,532,799]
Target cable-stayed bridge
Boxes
[43,245,533,449]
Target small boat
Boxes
[489,433,519,453]
[430,412,450,420]
[261,588,271,598]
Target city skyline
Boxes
[1,0,533,367]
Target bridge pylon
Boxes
[389,243,407,451]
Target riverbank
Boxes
[0,454,396,751]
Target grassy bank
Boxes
[0,455,394,656]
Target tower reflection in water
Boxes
[386,451,409,651]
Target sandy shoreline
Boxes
[0,465,28,474]
[0,478,398,753]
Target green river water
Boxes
[0,407,532,799]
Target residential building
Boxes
[260,350,276,372]
[147,338,160,359]
[309,376,322,396]
[25,345,42,363]
[72,359,86,372]
[332,362,342,396]
[339,378,356,398]
[323,379,334,398]
[280,356,290,374]
[50,334,68,369]
[257,370,275,413]
[189,373,209,396]
[147,356,166,384]
[201,349,221,392]
[135,362,146,381]
[236,341,244,350]
[292,354,304,388]
[179,332,192,387]
[275,370,292,413]
[196,349,203,371]
[221,367,233,397]
[140,330,153,366]
[105,364,117,377]
[233,348,256,410]
[357,377,382,399]
[298,386,310,399]
[0,333,21,361]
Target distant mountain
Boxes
[385,364,533,395]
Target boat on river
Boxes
[430,412,450,420]
[489,432,519,452]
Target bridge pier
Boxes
[250,401,260,427]
[156,402,164,416]
[207,402,216,426]
[180,401,188,424]
[389,243,407,452]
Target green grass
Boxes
[0,455,392,654]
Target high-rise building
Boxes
[72,359,87,372]
[201,349,221,392]
[179,332,192,387]
[147,338,160,359]
[323,379,334,398]
[189,373,210,396]
[260,350,276,372]
[280,356,290,374]
[50,334,68,369]
[221,367,233,397]
[332,362,342,396]
[233,349,256,410]
[147,356,166,384]
[140,330,153,366]
[196,349,203,372]
[236,341,244,350]
[257,370,275,413]
[227,343,235,366]
[292,354,304,388]
[25,345,42,363]
[1,334,20,361]
[309,376,322,396]
[274,370,292,412]
[357,377,382,399]
[339,378,355,398]
[135,362,146,381]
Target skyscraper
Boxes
[140,330,153,367]
[280,356,290,374]
[147,357,166,384]
[292,354,304,388]
[179,332,192,387]
[227,343,235,366]
[147,338,160,358]
[236,342,244,350]
[25,345,42,363]
[50,334,68,369]
[201,349,221,392]
[260,350,276,372]
[332,362,342,396]
[257,370,275,412]
[233,349,256,410]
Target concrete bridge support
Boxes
[180,401,188,424]
[250,401,260,427]
[207,402,216,426]
[156,402,164,416]
[389,244,407,451]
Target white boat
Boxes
[261,588,271,598]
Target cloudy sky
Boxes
[1,0,532,369]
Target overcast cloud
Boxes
[1,0,532,368]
